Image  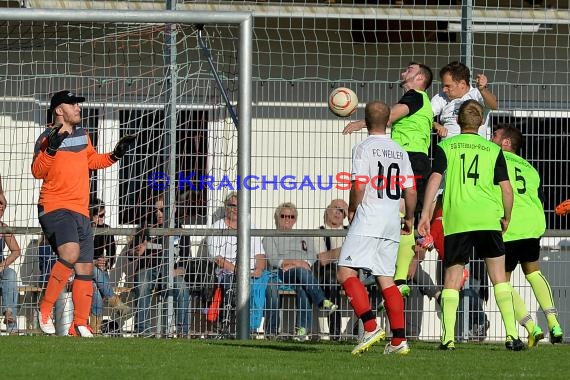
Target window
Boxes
[118,109,209,226]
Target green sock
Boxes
[494,282,518,338]
[511,287,535,334]
[394,229,416,282]
[440,288,459,344]
[526,271,560,329]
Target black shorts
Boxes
[443,230,505,268]
[39,208,94,263]
[504,238,541,273]
[408,152,431,214]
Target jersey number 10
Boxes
[377,162,401,200]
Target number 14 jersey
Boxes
[433,133,509,235]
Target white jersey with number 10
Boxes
[348,134,414,241]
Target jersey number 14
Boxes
[460,153,480,185]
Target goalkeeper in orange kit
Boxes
[32,90,136,337]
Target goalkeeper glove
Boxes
[46,124,69,156]
[111,134,137,161]
[555,199,570,216]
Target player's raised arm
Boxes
[342,119,366,135]
[110,134,137,162]
[31,125,69,179]
[86,134,136,169]
[388,103,411,125]
[475,73,498,110]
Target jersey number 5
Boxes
[514,167,526,194]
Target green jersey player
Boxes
[492,124,564,346]
[418,99,523,351]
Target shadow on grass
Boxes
[215,340,324,352]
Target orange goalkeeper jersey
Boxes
[32,126,115,218]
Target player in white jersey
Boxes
[346,133,415,244]
[432,61,498,139]
[337,100,417,356]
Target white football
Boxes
[328,87,358,117]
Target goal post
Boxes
[0,8,252,339]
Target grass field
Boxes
[1,336,567,379]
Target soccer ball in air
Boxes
[328,87,358,117]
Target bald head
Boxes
[364,101,390,133]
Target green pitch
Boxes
[2,337,568,379]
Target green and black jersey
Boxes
[432,133,509,235]
[391,89,433,155]
[502,151,546,242]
